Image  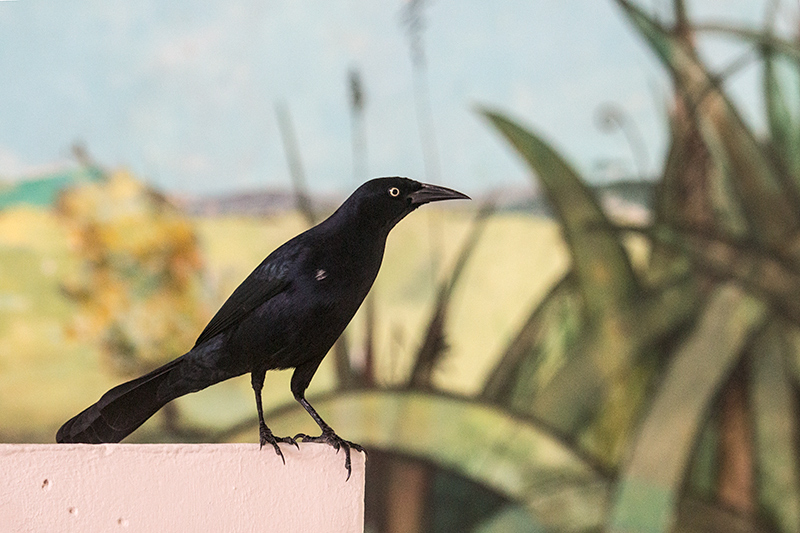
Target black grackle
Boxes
[56,177,469,479]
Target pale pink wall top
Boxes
[0,443,365,533]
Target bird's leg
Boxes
[251,371,297,463]
[290,361,364,480]
[293,394,365,480]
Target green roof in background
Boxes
[0,166,104,210]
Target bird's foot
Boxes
[259,423,299,464]
[294,428,365,481]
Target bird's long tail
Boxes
[56,354,196,444]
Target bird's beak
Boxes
[409,183,471,206]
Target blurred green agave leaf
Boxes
[695,23,800,62]
[764,43,800,195]
[479,108,646,443]
[786,326,800,388]
[615,0,800,255]
[654,98,706,230]
[668,229,800,326]
[531,274,696,464]
[750,323,800,533]
[579,272,699,464]
[609,284,767,533]
[472,505,547,533]
[479,107,698,459]
[686,415,719,500]
[694,16,800,194]
[655,94,750,244]
[480,273,583,410]
[479,108,639,319]
[267,389,609,532]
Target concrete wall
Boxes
[0,443,365,533]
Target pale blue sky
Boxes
[0,0,788,195]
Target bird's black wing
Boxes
[194,250,295,347]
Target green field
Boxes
[0,205,567,443]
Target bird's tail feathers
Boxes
[56,356,189,444]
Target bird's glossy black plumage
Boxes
[56,177,469,477]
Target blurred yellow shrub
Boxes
[57,170,209,376]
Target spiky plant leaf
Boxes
[480,108,638,320]
[480,107,698,453]
[472,505,547,533]
[480,108,653,444]
[686,415,719,500]
[764,48,800,192]
[531,274,697,463]
[750,324,800,533]
[609,284,767,533]
[691,19,800,195]
[669,229,800,326]
[655,95,750,244]
[480,273,583,408]
[695,23,800,62]
[615,0,800,256]
[785,326,800,387]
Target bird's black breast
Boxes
[227,229,385,371]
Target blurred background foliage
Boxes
[3,0,800,532]
[58,170,209,377]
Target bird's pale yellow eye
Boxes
[388,187,400,197]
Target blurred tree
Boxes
[58,170,208,378]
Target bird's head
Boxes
[348,177,470,232]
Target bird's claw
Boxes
[294,429,365,481]
[259,423,299,464]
